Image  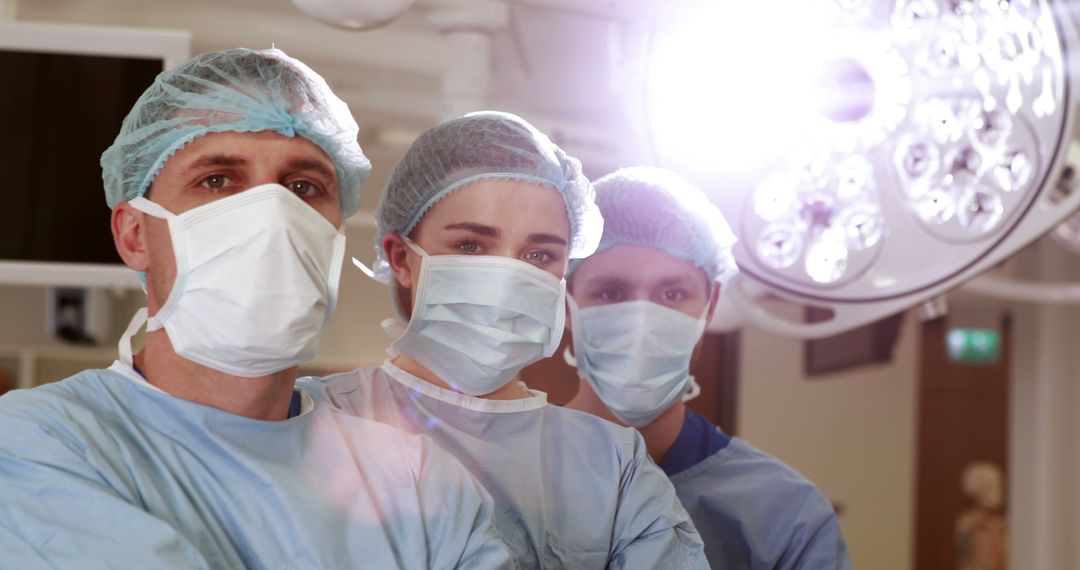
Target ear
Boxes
[706,282,721,321]
[383,233,414,290]
[111,203,150,272]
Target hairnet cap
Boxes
[371,111,602,283]
[101,48,370,218]
[569,166,737,286]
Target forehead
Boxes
[571,244,708,289]
[418,178,570,236]
[165,130,335,172]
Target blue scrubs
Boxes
[310,361,708,570]
[0,362,511,569]
[663,410,851,570]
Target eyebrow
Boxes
[444,223,568,248]
[286,157,336,181]
[178,154,336,182]
[445,222,499,237]
[527,233,567,246]
[655,276,694,288]
[586,276,631,289]
[180,154,247,175]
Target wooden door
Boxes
[915,316,1010,570]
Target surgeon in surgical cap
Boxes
[564,166,851,570]
[310,111,708,569]
[0,48,510,569]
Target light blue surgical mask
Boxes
[568,297,708,427]
[389,239,567,396]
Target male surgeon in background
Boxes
[0,47,510,569]
[564,166,851,570]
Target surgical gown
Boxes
[0,361,511,569]
[664,410,851,570]
[310,361,708,569]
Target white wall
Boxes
[738,312,919,570]
[309,222,401,371]
[1007,241,1080,570]
[736,239,1080,570]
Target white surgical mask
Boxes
[568,297,708,427]
[389,238,566,396]
[121,184,346,377]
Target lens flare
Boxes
[647,0,1063,292]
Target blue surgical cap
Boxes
[569,166,737,286]
[101,48,370,217]
[371,111,602,283]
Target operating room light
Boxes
[1050,203,1080,256]
[291,0,415,30]
[644,0,1080,338]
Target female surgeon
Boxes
[311,111,707,569]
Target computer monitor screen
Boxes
[0,50,162,265]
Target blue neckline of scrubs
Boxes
[133,364,303,420]
[658,409,732,477]
[286,391,302,418]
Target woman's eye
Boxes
[288,180,321,197]
[524,250,553,264]
[457,240,483,254]
[200,174,230,191]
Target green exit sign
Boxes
[946,328,1001,365]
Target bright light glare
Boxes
[957,186,1005,231]
[754,175,800,221]
[805,238,849,284]
[647,0,1065,294]
[916,189,957,225]
[757,225,804,269]
[916,98,974,144]
[648,0,913,178]
[835,156,874,198]
[995,149,1032,191]
[896,139,941,196]
[647,1,830,171]
[838,204,884,250]
[972,106,1013,147]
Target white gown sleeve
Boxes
[0,410,214,569]
[415,435,515,569]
